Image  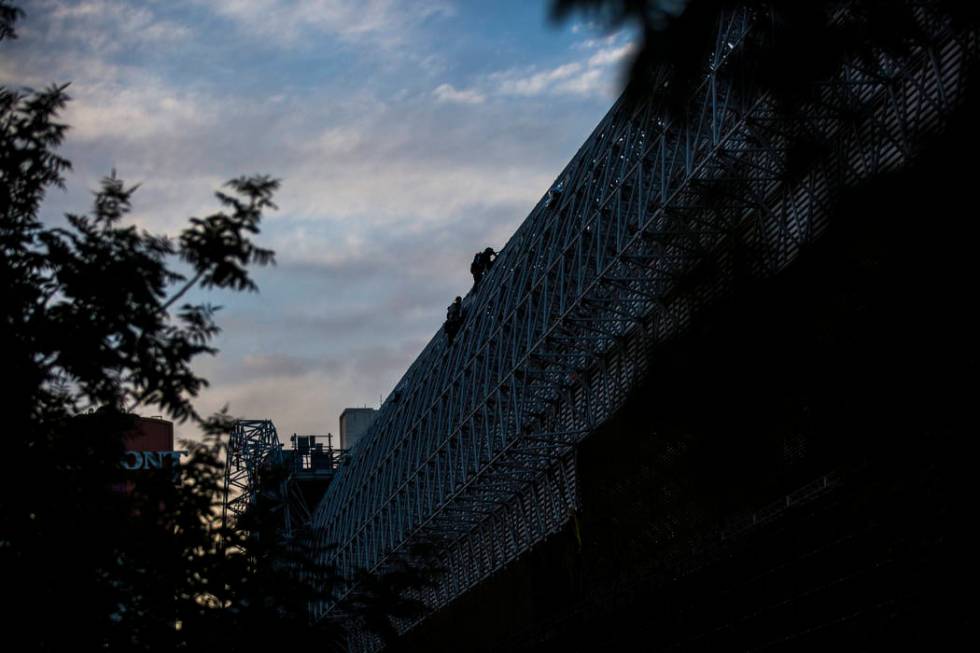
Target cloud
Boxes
[20,0,191,55]
[66,82,219,144]
[587,42,636,68]
[418,31,637,104]
[480,38,633,100]
[575,37,608,50]
[203,0,454,48]
[494,62,584,97]
[552,67,604,96]
[186,336,430,440]
[240,353,330,378]
[433,83,485,105]
[5,0,617,444]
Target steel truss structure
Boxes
[310,2,977,641]
[223,419,309,540]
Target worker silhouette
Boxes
[444,296,464,346]
[470,247,497,287]
[470,252,484,286]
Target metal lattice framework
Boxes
[310,2,977,634]
[223,419,304,539]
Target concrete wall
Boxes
[339,408,378,451]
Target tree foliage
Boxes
[0,5,343,650]
[0,5,442,649]
[0,0,22,41]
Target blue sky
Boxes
[2,0,636,441]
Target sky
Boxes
[1,0,636,442]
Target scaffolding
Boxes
[306,3,977,644]
[223,421,347,541]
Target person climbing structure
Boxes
[481,247,496,271]
[444,296,464,346]
[470,252,484,286]
[470,247,497,287]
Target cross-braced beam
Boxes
[310,4,978,644]
[223,419,296,540]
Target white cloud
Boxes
[587,42,636,68]
[495,62,583,97]
[433,83,485,105]
[306,126,365,156]
[552,67,604,96]
[204,0,454,47]
[27,0,191,55]
[483,39,632,100]
[65,82,219,144]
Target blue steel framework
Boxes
[301,3,975,643]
